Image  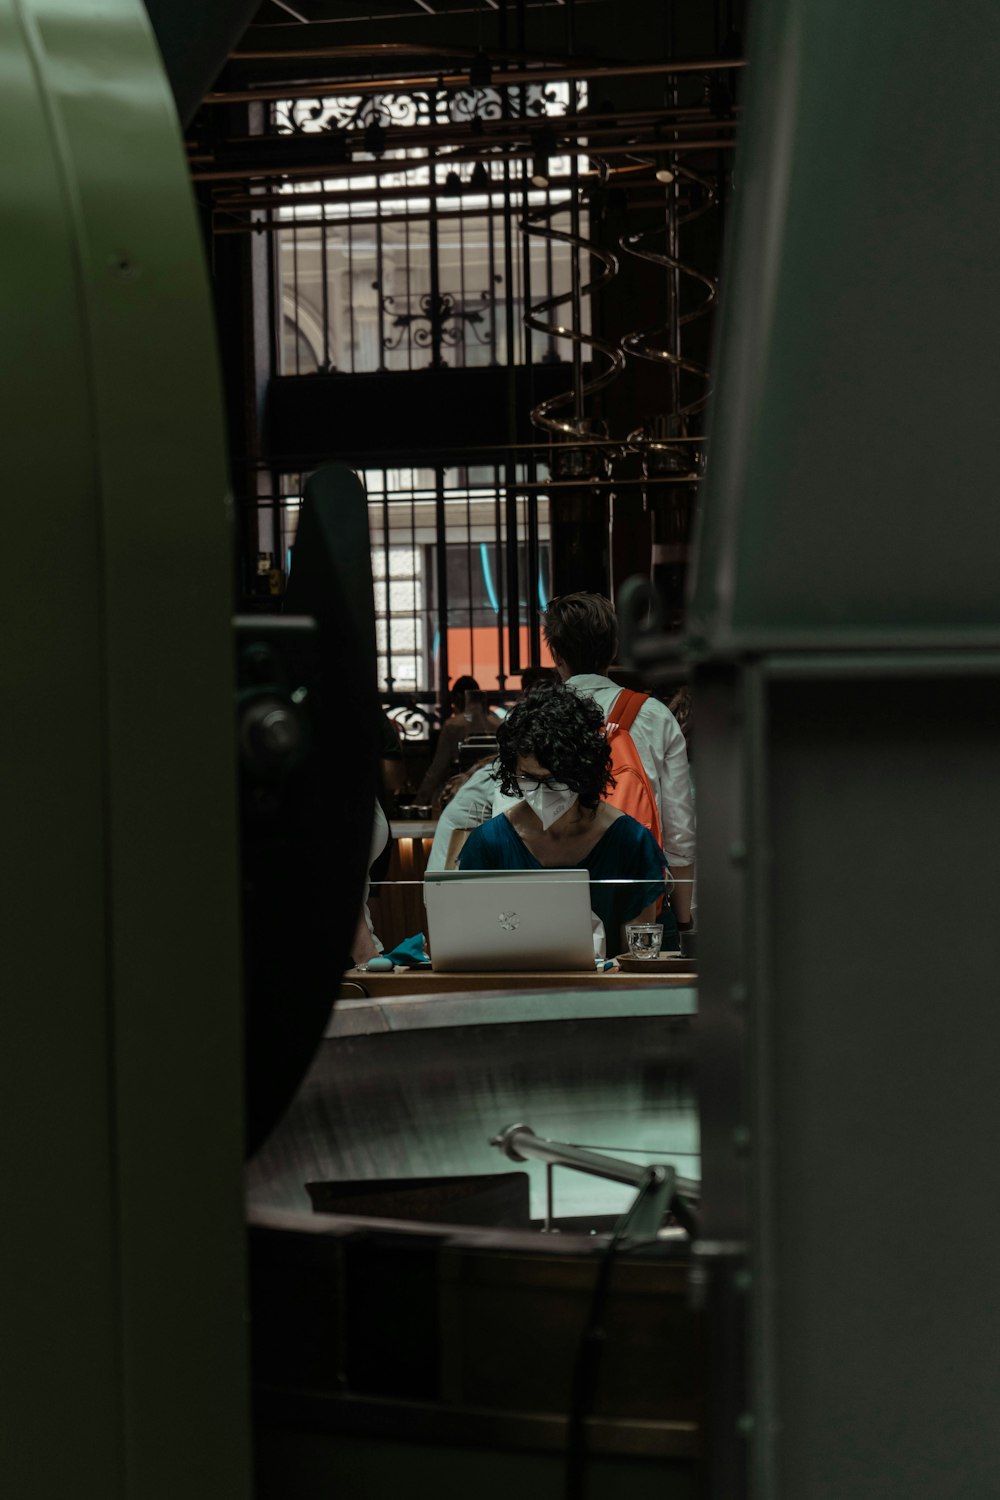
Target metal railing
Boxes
[490,1121,699,1238]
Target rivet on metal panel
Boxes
[729,840,748,865]
[732,1124,751,1154]
[109,252,140,282]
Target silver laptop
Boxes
[424,868,594,972]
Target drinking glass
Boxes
[626,923,664,960]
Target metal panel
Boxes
[690,0,1000,651]
[752,659,1000,1497]
[1,2,250,1494]
[1,3,120,1491]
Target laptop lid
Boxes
[424,868,594,972]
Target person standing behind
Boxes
[541,592,696,928]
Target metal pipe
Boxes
[239,476,701,495]
[203,56,746,107]
[205,104,734,159]
[242,435,705,463]
[193,134,736,185]
[215,187,722,228]
[491,1122,700,1198]
[665,3,681,419]
[428,145,442,368]
[434,466,450,707]
[230,42,544,62]
[501,55,521,680]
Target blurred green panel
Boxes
[1,0,120,1491]
[2,1,250,1495]
[691,0,1000,649]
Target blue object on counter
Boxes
[365,955,394,972]
[380,932,432,969]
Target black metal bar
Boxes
[381,475,393,691]
[458,202,467,366]
[319,200,331,370]
[526,483,540,665]
[290,217,300,374]
[375,197,387,371]
[213,182,734,233]
[404,199,412,372]
[500,53,521,675]
[434,466,450,707]
[665,2,681,419]
[409,486,419,688]
[505,475,521,677]
[428,147,442,368]
[346,215,356,373]
[494,464,506,689]
[239,474,696,495]
[487,188,498,365]
[203,57,748,108]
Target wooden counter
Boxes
[341,964,697,998]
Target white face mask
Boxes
[517,777,579,830]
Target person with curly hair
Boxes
[458,683,676,954]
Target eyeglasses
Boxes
[518,773,561,790]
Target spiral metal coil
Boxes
[619,162,719,467]
[521,196,625,442]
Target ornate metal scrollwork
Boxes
[274,90,439,138]
[274,82,571,140]
[448,85,504,124]
[384,702,435,742]
[382,290,494,363]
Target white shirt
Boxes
[565,674,696,868]
[426,765,498,872]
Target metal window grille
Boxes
[275,467,551,704]
[273,85,588,375]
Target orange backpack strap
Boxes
[607,688,648,737]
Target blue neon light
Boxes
[480,543,500,613]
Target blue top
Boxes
[459,811,674,946]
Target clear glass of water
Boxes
[626,923,664,960]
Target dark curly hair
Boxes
[496,682,613,810]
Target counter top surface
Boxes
[329,979,697,1034]
[340,965,696,999]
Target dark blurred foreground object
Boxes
[142,0,261,125]
[5,4,253,1493]
[239,466,379,1157]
